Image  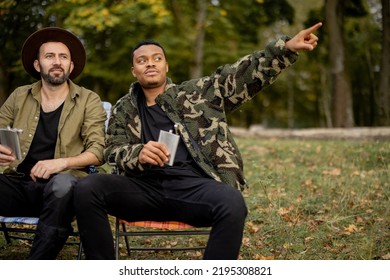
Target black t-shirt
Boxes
[17,103,63,176]
[138,94,201,175]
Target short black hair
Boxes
[130,39,167,65]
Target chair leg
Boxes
[115,220,132,259]
[121,222,131,256]
[77,241,83,260]
[1,222,12,244]
[115,219,120,260]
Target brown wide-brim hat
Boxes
[22,27,86,80]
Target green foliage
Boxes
[0,0,385,128]
[217,0,294,44]
[45,0,174,102]
[343,0,369,17]
[0,0,59,87]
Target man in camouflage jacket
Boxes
[75,23,322,260]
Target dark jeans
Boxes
[74,170,248,260]
[0,173,77,259]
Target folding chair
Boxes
[0,216,83,259]
[110,152,210,260]
[0,216,39,243]
[102,101,112,129]
[115,219,210,259]
[110,166,210,259]
[0,101,113,259]
[104,101,210,259]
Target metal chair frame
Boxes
[115,219,210,259]
[0,216,83,259]
[109,165,210,259]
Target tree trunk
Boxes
[320,65,333,127]
[375,0,390,125]
[189,0,207,79]
[287,71,295,128]
[326,0,354,127]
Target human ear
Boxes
[131,66,136,77]
[33,60,40,74]
[69,61,74,73]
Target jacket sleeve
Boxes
[103,95,146,174]
[206,36,299,112]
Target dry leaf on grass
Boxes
[322,168,341,176]
[340,224,363,235]
[246,221,260,233]
[381,253,390,260]
[253,254,275,260]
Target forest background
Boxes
[0,0,389,129]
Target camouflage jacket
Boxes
[105,36,298,191]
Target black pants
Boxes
[74,170,248,260]
[0,173,77,259]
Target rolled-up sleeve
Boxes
[81,92,106,164]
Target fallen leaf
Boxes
[305,236,314,243]
[253,254,275,260]
[303,179,313,186]
[278,206,293,215]
[341,224,363,235]
[242,237,251,247]
[323,168,341,176]
[381,253,390,260]
[355,216,364,224]
[246,221,260,233]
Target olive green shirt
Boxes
[0,80,106,176]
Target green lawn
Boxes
[1,137,389,260]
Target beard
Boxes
[40,65,71,85]
[144,81,160,88]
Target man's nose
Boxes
[53,55,61,64]
[146,58,155,67]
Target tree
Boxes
[325,0,371,127]
[189,0,208,79]
[375,0,390,125]
[0,0,384,129]
[325,0,354,127]
[47,0,173,103]
[0,0,58,105]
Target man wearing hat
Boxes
[0,27,106,259]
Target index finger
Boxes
[0,144,13,155]
[303,22,322,35]
[148,141,170,156]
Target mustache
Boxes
[49,66,65,72]
[144,67,159,74]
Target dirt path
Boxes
[230,126,390,140]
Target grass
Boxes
[239,138,389,260]
[1,137,389,260]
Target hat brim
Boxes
[22,27,86,80]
